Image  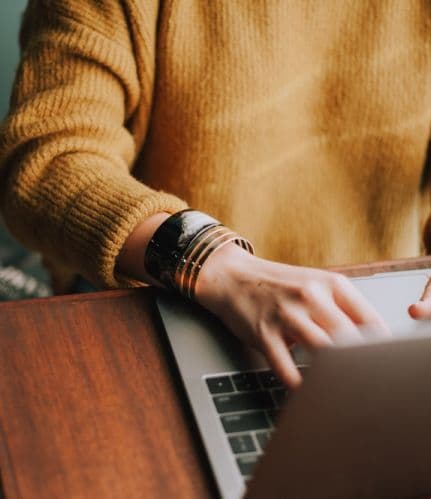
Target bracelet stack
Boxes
[144,209,254,299]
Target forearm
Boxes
[0,1,187,288]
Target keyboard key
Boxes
[272,388,287,407]
[213,391,274,414]
[256,430,272,451]
[229,434,256,454]
[258,370,283,388]
[232,372,259,392]
[237,455,259,476]
[206,376,234,394]
[221,411,270,433]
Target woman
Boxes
[1,0,430,386]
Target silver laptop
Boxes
[156,270,431,499]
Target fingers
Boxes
[409,278,431,319]
[227,265,396,390]
[261,332,302,389]
[408,301,431,319]
[316,306,363,345]
[286,273,391,349]
[307,289,364,344]
[283,309,333,349]
[330,274,391,338]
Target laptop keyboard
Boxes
[205,367,307,480]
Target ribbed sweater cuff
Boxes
[63,174,188,289]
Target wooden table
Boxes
[0,288,217,498]
[0,256,430,498]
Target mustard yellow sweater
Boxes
[0,1,430,288]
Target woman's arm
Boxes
[0,0,186,288]
[117,214,391,388]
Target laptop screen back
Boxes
[246,334,431,498]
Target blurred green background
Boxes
[1,0,27,118]
[0,0,52,299]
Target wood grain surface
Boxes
[331,255,431,276]
[0,288,217,499]
[0,255,431,499]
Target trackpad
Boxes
[352,272,430,337]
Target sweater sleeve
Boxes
[0,0,187,289]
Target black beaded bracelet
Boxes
[144,209,221,289]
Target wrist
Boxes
[119,208,255,299]
[194,242,256,312]
[117,212,171,285]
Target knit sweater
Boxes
[0,0,430,288]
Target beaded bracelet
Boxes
[144,209,254,298]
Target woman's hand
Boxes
[195,244,391,388]
[408,278,431,319]
[117,215,391,389]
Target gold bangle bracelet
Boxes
[178,228,237,297]
[187,234,245,300]
[178,227,254,299]
[175,225,230,293]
